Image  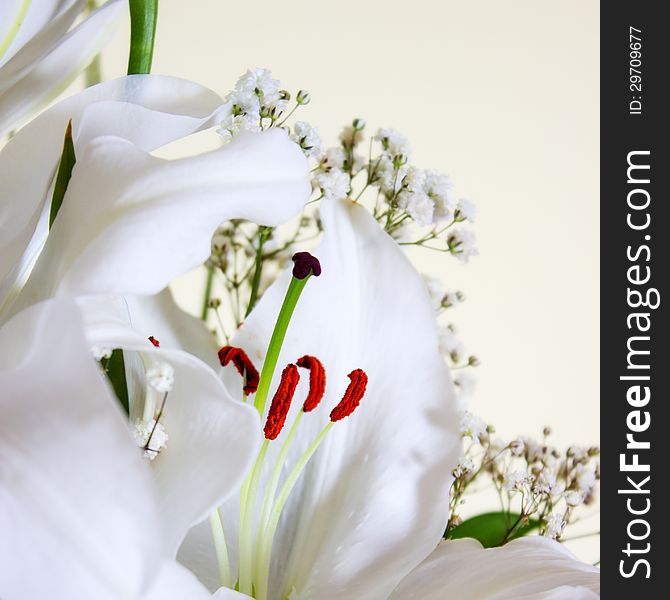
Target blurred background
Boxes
[95,0,599,560]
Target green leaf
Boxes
[127,0,158,75]
[445,511,540,547]
[49,120,76,229]
[104,349,130,415]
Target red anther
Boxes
[218,346,260,395]
[296,355,326,412]
[264,364,300,440]
[329,369,368,422]
[148,336,160,347]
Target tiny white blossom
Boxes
[544,513,566,539]
[565,491,584,507]
[438,326,464,359]
[314,169,350,201]
[132,419,168,460]
[235,68,285,111]
[146,361,174,393]
[339,125,364,147]
[509,438,525,456]
[448,229,478,263]
[423,275,445,310]
[398,189,434,226]
[534,470,558,494]
[374,128,410,159]
[454,371,477,399]
[374,155,407,195]
[217,113,261,143]
[292,121,323,159]
[460,412,487,441]
[423,170,456,222]
[457,198,477,222]
[324,146,347,170]
[503,470,529,492]
[575,463,597,495]
[453,458,475,477]
[91,346,113,361]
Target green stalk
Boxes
[253,275,310,416]
[127,0,158,75]
[245,227,270,318]
[201,265,214,321]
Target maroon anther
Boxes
[264,364,300,440]
[329,369,368,422]
[296,355,326,412]
[148,336,160,347]
[292,252,322,279]
[218,346,260,395]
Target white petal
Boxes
[0,0,81,80]
[14,129,309,305]
[144,561,214,600]
[388,537,600,599]
[83,296,261,557]
[123,289,221,370]
[211,198,459,599]
[0,0,124,136]
[0,299,162,599]
[0,74,225,309]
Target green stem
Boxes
[127,0,158,75]
[49,121,76,229]
[209,510,232,588]
[238,440,269,596]
[255,422,334,600]
[201,265,214,321]
[253,275,311,416]
[245,227,270,318]
[253,411,304,582]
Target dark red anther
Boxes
[218,346,260,395]
[329,369,368,422]
[292,252,321,279]
[296,355,326,412]
[148,336,160,347]
[264,364,300,440]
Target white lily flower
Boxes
[0,0,123,136]
[179,197,461,598]
[0,298,235,599]
[176,198,598,599]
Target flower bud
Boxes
[352,118,366,131]
[296,90,311,105]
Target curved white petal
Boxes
[388,538,600,599]
[0,0,123,136]
[0,74,225,307]
[83,296,261,557]
[144,561,214,600]
[0,0,81,80]
[124,290,221,370]
[13,128,309,307]
[0,299,162,599]
[182,198,461,599]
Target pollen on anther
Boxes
[218,346,260,395]
[329,369,368,422]
[264,364,300,440]
[148,336,160,347]
[296,355,326,412]
[292,252,322,279]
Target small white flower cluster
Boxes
[91,345,113,361]
[218,68,323,165]
[132,418,169,461]
[146,361,174,393]
[449,423,600,542]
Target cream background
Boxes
[98,0,600,560]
